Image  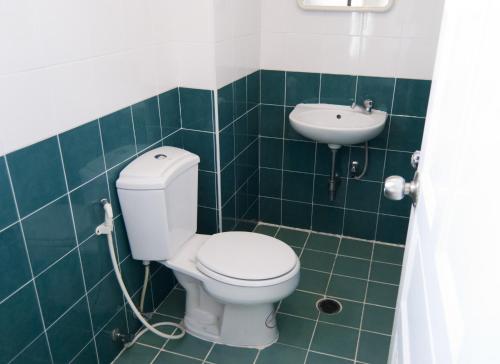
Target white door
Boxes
[388,1,500,363]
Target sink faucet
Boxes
[351,99,374,114]
[363,99,373,113]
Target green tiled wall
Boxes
[218,71,260,232]
[258,70,431,244]
[2,69,428,363]
[0,86,220,363]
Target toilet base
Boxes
[175,271,279,349]
[185,302,279,349]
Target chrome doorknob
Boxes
[384,172,420,206]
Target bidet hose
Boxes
[354,142,369,180]
[98,201,185,348]
[139,263,150,313]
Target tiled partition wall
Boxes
[0,87,219,364]
[218,71,261,232]
[258,70,431,244]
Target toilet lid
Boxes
[196,232,298,281]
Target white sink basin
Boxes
[289,103,387,148]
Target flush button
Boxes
[154,154,167,160]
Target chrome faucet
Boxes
[363,99,373,113]
[351,99,374,113]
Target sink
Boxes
[289,103,388,149]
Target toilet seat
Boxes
[196,232,299,287]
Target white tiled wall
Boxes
[1,0,441,154]
[260,0,444,79]
[0,0,218,154]
[214,0,261,88]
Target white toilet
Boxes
[116,146,300,348]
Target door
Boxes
[388,1,500,363]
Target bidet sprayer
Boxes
[96,199,114,235]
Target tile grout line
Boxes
[277,308,394,332]
[309,142,318,230]
[354,237,376,362]
[256,195,410,219]
[97,112,134,335]
[257,221,405,248]
[156,94,164,140]
[56,135,102,363]
[201,342,216,364]
[99,109,137,336]
[279,72,287,226]
[302,230,343,364]
[129,106,139,155]
[374,78,398,241]
[68,338,97,364]
[3,155,55,364]
[258,134,417,154]
[210,89,223,232]
[258,70,262,222]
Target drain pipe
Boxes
[96,199,185,347]
[328,145,343,201]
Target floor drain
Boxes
[316,298,342,315]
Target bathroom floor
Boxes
[113,224,403,364]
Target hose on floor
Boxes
[96,199,185,348]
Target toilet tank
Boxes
[116,147,200,261]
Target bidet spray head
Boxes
[100,199,114,231]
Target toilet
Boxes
[116,146,300,348]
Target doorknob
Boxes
[384,172,420,206]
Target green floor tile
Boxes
[256,343,307,364]
[207,344,258,364]
[279,291,321,319]
[164,333,212,360]
[362,305,395,335]
[319,299,363,328]
[253,224,279,237]
[310,322,358,359]
[370,262,402,285]
[373,244,404,265]
[306,233,340,253]
[301,250,335,272]
[154,351,202,364]
[276,228,309,247]
[116,225,403,364]
[157,289,185,318]
[137,314,181,348]
[338,238,373,259]
[333,256,370,279]
[306,352,354,364]
[366,282,399,308]
[115,344,159,363]
[292,246,303,256]
[356,331,391,364]
[327,275,367,302]
[277,314,316,349]
[298,269,330,294]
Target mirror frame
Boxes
[297,0,394,12]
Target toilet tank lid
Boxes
[116,147,200,190]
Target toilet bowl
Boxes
[116,146,300,348]
[164,232,299,347]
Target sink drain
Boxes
[316,298,342,315]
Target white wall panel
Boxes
[0,0,218,154]
[260,0,443,79]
